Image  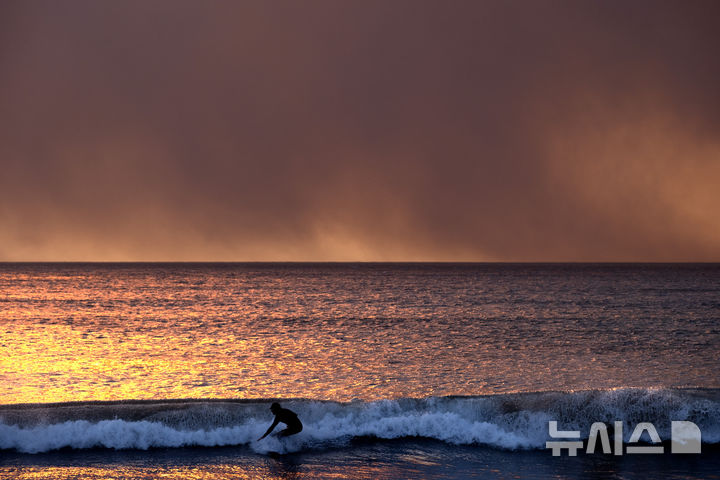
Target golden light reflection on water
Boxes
[5,466,264,480]
[0,462,413,480]
[0,265,494,404]
[1,264,717,405]
[0,465,329,480]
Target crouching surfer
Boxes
[258,402,303,440]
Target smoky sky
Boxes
[1,0,719,261]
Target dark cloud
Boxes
[1,0,719,261]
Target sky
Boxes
[1,0,719,262]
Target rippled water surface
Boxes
[1,263,719,404]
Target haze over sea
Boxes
[1,263,719,479]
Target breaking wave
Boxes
[1,388,718,454]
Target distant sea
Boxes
[1,263,719,479]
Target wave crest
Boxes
[1,388,718,454]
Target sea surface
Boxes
[1,263,719,479]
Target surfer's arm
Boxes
[258,418,279,440]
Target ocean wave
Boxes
[1,388,718,454]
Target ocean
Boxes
[1,263,718,479]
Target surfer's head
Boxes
[270,402,281,414]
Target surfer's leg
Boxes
[277,426,301,438]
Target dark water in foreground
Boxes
[1,263,719,478]
[2,441,719,480]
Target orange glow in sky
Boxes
[1,1,719,261]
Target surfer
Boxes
[258,402,303,440]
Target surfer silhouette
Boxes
[258,402,303,440]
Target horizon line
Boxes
[1,261,719,265]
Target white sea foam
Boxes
[1,388,718,454]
